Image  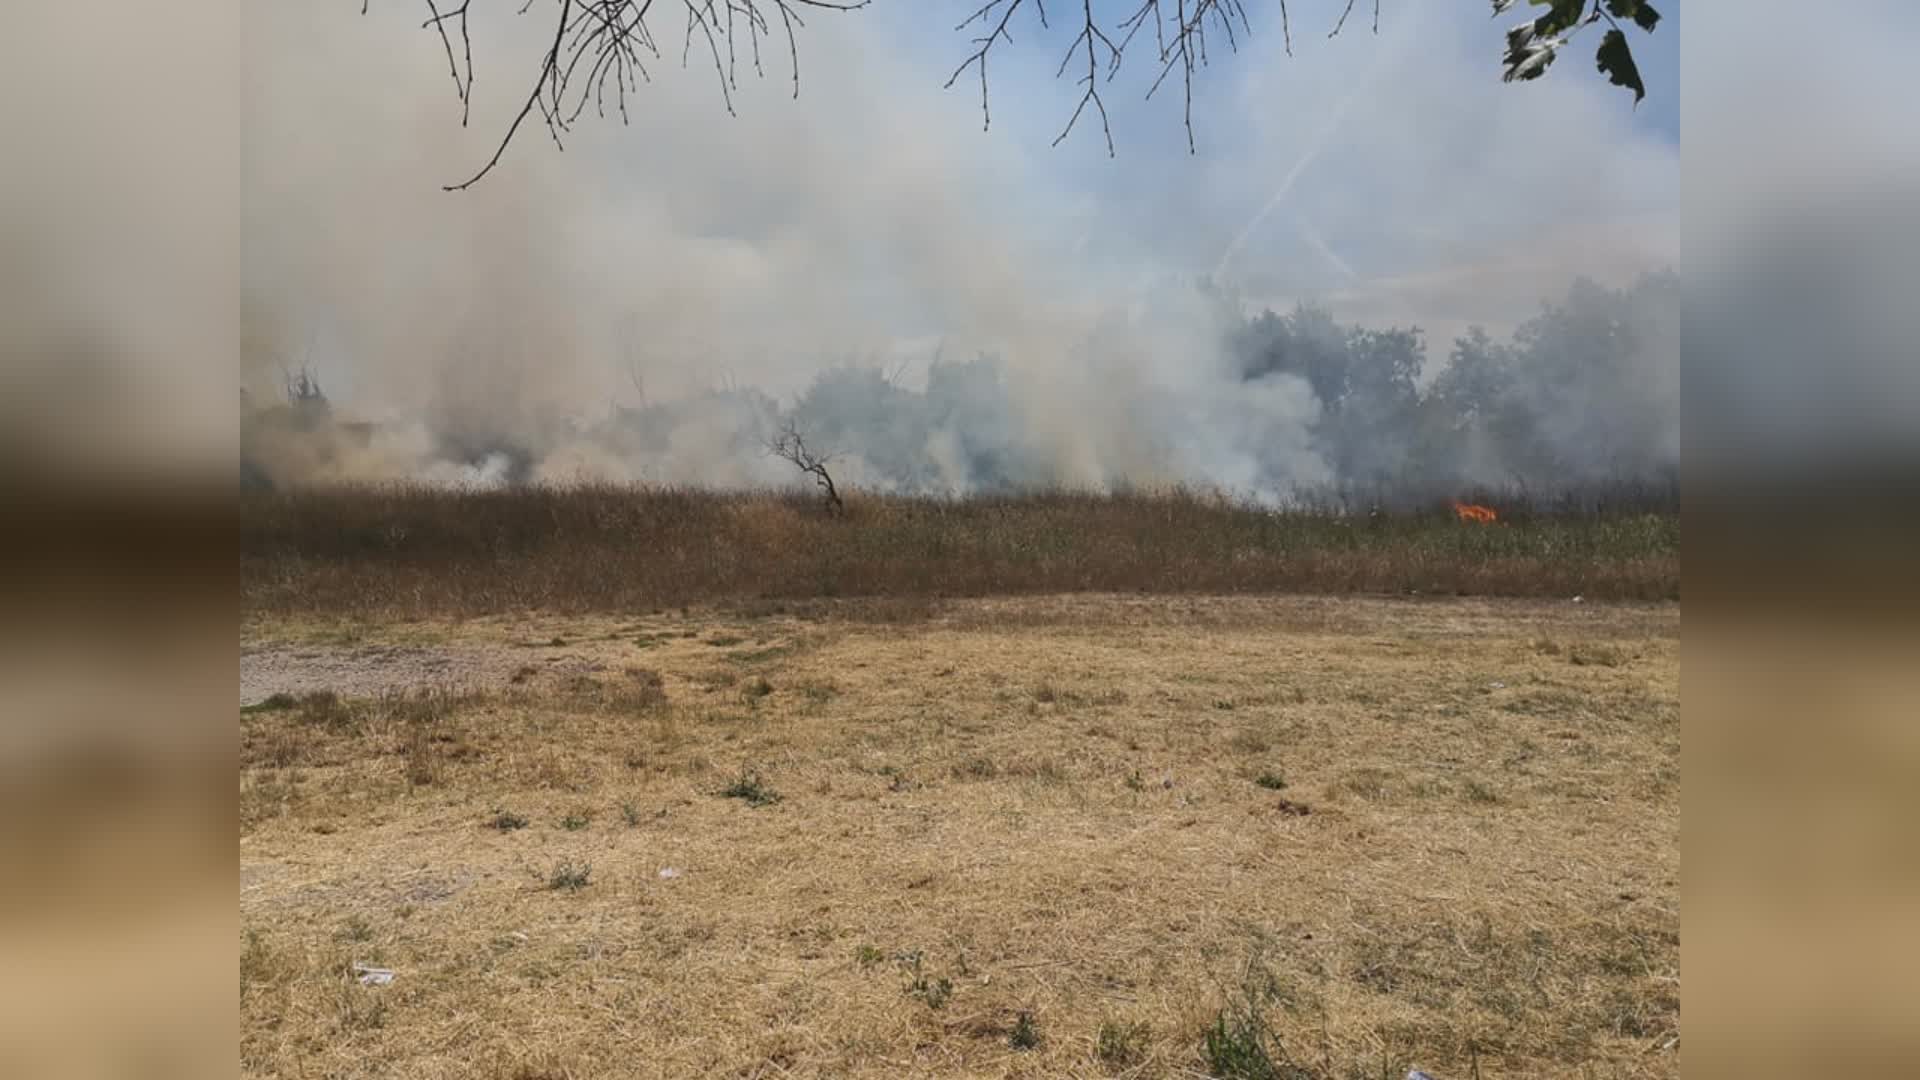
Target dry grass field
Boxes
[240,487,1681,618]
[240,593,1679,1079]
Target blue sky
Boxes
[874,2,1678,148]
[843,1,1682,341]
[1627,1,1680,141]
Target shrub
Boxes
[1463,779,1502,804]
[296,690,356,732]
[1202,1008,1281,1080]
[1008,1010,1040,1051]
[1096,1019,1150,1068]
[242,692,299,715]
[721,770,782,807]
[548,860,592,892]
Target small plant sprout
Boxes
[548,860,592,892]
[721,770,782,807]
[1008,1009,1040,1050]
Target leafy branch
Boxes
[1494,0,1662,104]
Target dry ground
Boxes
[240,594,1679,1079]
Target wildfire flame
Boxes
[1452,501,1499,525]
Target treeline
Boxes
[606,271,1680,506]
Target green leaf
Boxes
[1529,0,1591,37]
[1503,23,1563,83]
[1606,0,1662,32]
[1595,28,1645,104]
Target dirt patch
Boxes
[239,642,610,705]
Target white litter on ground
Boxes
[353,964,395,987]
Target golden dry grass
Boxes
[240,594,1678,1079]
[241,486,1681,618]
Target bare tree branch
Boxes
[943,0,1031,134]
[765,419,844,512]
[382,1,1655,189]
[395,0,867,191]
[421,1,474,125]
[1328,0,1378,39]
[1049,0,1120,154]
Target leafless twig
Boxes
[1328,0,1378,39]
[765,419,843,512]
[386,2,1393,186]
[943,0,1261,155]
[1126,1,1254,153]
[942,0,1035,134]
[387,0,866,191]
[1050,0,1121,154]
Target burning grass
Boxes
[241,485,1678,620]
[1451,500,1501,525]
[239,594,1679,1078]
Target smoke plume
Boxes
[243,2,1681,502]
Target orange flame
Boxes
[1452,501,1498,524]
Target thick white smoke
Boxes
[243,2,1680,498]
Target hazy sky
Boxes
[245,1,1679,410]
[853,1,1681,328]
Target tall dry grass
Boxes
[241,485,1679,617]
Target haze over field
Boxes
[243,2,1682,497]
